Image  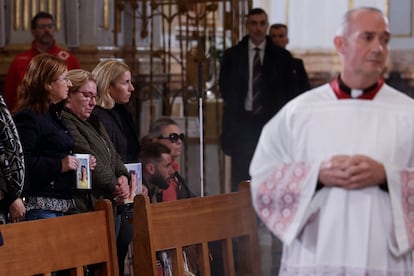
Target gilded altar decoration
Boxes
[13,0,62,31]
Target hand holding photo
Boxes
[124,163,142,204]
[75,154,91,190]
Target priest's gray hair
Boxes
[335,7,387,36]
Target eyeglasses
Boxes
[36,23,55,30]
[77,91,97,101]
[57,76,71,83]
[158,133,185,143]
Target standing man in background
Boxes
[220,8,297,192]
[4,11,80,111]
[269,23,311,93]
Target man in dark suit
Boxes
[220,8,298,192]
[269,23,311,93]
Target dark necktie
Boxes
[252,47,262,113]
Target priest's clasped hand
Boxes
[318,154,386,189]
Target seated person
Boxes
[140,141,175,203]
[140,140,204,275]
[146,118,195,201]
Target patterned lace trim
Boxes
[255,162,309,236]
[25,196,75,212]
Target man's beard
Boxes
[149,172,169,190]
[38,34,54,45]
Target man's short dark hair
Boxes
[31,11,54,29]
[270,23,288,32]
[139,142,171,166]
[247,8,267,17]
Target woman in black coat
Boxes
[13,54,81,220]
[92,59,140,275]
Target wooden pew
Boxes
[0,199,119,276]
[133,181,260,276]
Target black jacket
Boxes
[13,102,75,199]
[92,104,140,163]
[292,57,311,94]
[219,35,298,156]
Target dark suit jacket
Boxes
[292,57,311,94]
[219,35,297,156]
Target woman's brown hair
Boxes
[14,53,67,114]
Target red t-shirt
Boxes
[4,40,80,111]
[162,160,180,202]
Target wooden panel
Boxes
[0,199,118,275]
[134,181,260,276]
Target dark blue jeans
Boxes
[25,209,64,221]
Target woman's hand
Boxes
[61,155,79,172]
[113,175,130,202]
[9,198,25,223]
[89,155,97,170]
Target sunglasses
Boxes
[158,133,185,143]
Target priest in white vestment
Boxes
[250,7,414,275]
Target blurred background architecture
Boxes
[1,0,414,196]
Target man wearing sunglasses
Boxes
[4,11,80,112]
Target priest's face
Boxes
[335,9,390,84]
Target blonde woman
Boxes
[92,59,140,275]
[92,59,140,163]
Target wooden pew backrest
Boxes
[0,199,118,276]
[133,181,260,276]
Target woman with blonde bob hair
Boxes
[13,54,80,220]
[93,59,129,109]
[92,59,140,275]
[92,59,140,162]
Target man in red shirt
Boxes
[4,11,80,111]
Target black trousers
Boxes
[115,204,134,275]
[230,118,262,192]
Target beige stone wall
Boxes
[292,49,414,91]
